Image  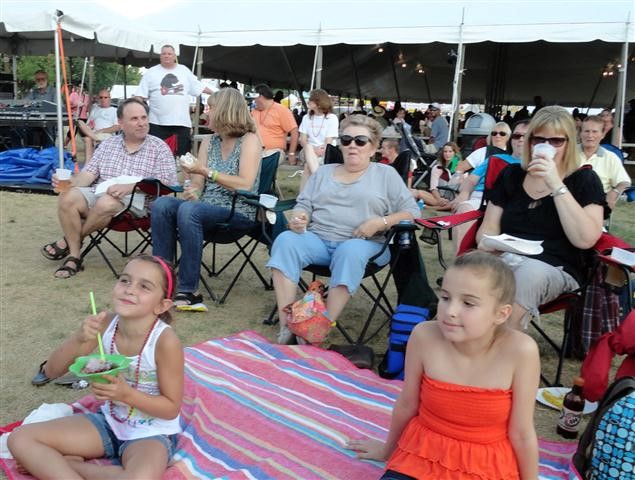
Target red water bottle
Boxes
[557,377,585,439]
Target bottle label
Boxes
[557,406,582,432]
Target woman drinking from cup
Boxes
[477,106,605,329]
[267,115,419,344]
[151,88,261,307]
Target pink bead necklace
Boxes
[108,317,158,423]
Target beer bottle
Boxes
[556,377,585,439]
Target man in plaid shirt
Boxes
[41,98,178,279]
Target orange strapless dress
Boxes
[385,374,520,480]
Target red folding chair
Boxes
[416,160,633,386]
[81,178,178,277]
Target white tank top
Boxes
[100,316,181,440]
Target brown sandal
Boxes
[41,238,69,261]
[54,256,84,279]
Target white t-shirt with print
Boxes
[135,64,204,128]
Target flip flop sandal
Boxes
[52,372,81,386]
[174,292,203,306]
[41,238,69,261]
[32,361,52,386]
[54,256,84,279]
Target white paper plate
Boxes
[536,387,597,415]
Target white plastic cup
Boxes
[55,168,72,194]
[532,143,556,161]
[259,193,278,209]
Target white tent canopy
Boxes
[1,0,633,49]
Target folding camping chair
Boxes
[416,161,633,386]
[80,178,178,277]
[198,151,285,304]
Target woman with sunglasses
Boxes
[477,106,605,330]
[455,122,511,174]
[267,115,420,344]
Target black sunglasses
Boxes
[530,135,568,148]
[511,133,524,140]
[490,131,508,137]
[340,135,371,147]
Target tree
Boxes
[16,55,141,96]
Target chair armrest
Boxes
[416,210,483,231]
[368,222,419,264]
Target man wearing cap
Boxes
[428,102,449,151]
[251,84,299,164]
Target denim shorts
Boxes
[85,411,178,463]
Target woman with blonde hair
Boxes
[151,88,262,306]
[477,106,606,329]
[298,88,339,188]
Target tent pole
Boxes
[423,72,432,103]
[123,59,127,98]
[54,12,64,168]
[387,44,401,102]
[12,55,17,98]
[449,8,466,143]
[310,24,322,92]
[585,72,604,114]
[348,46,363,103]
[194,47,203,139]
[613,18,631,147]
[315,46,323,89]
[88,56,95,99]
[280,47,306,110]
[78,57,88,117]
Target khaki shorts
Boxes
[78,187,147,218]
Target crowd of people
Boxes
[6,47,633,479]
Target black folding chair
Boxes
[199,151,286,304]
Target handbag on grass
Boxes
[283,280,335,345]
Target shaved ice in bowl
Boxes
[69,354,131,383]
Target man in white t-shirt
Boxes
[77,89,119,162]
[135,44,213,156]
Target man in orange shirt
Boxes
[251,84,299,164]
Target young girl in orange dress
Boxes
[348,251,540,479]
[9,255,183,480]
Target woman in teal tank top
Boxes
[151,88,262,306]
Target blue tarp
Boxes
[0,148,74,184]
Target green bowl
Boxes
[69,354,131,384]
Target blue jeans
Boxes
[151,196,256,293]
[266,230,390,295]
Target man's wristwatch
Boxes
[550,185,568,197]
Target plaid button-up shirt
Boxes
[83,134,178,189]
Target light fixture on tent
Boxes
[377,45,384,53]
[416,63,425,74]
[398,52,407,68]
[602,62,616,77]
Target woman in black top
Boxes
[477,106,605,329]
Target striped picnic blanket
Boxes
[1,331,577,479]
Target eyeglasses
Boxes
[530,135,568,148]
[490,131,508,137]
[511,133,524,140]
[340,135,371,147]
[98,96,110,99]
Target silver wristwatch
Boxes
[550,185,568,197]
